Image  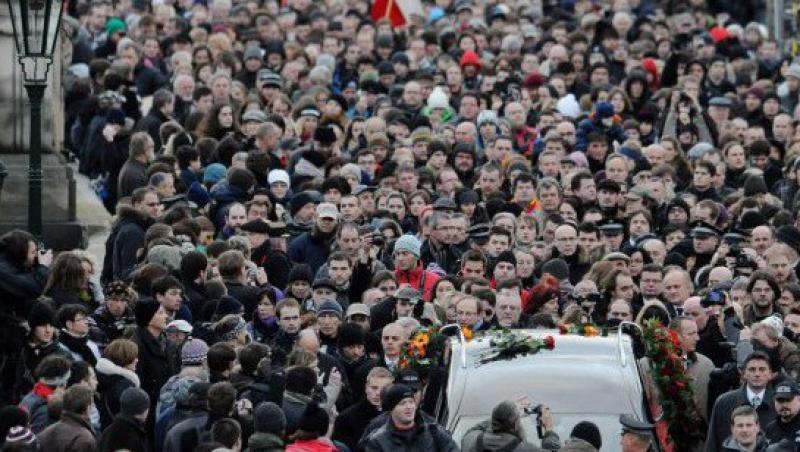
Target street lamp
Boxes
[6,0,64,239]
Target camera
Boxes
[701,289,727,308]
[524,405,545,438]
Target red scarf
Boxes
[32,382,54,400]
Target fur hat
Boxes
[337,322,366,348]
[27,301,56,330]
[381,383,415,413]
[297,403,329,434]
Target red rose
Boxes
[558,324,569,335]
[544,336,555,350]
[660,367,674,377]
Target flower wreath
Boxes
[475,328,555,366]
[641,319,705,450]
[399,326,472,377]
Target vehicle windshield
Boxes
[452,413,624,452]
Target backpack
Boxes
[474,432,521,452]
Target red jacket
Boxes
[286,439,339,452]
[395,262,440,302]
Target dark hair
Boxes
[211,418,242,449]
[66,360,92,387]
[746,270,781,301]
[239,343,271,377]
[0,230,34,270]
[207,382,237,417]
[207,343,237,374]
[176,145,200,169]
[62,385,94,415]
[742,350,774,371]
[181,251,208,282]
[56,304,89,328]
[151,275,184,296]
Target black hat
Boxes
[240,219,269,234]
[774,381,800,400]
[378,60,395,75]
[571,421,602,450]
[254,401,287,434]
[433,197,457,211]
[119,387,150,416]
[597,179,621,193]
[317,300,343,318]
[313,125,337,145]
[285,366,317,395]
[290,191,318,218]
[394,369,422,392]
[599,221,624,236]
[541,258,569,281]
[135,299,161,328]
[664,251,687,268]
[297,403,329,434]
[328,94,348,112]
[776,225,800,254]
[214,295,245,318]
[689,220,722,238]
[288,264,314,285]
[27,301,56,330]
[456,189,479,205]
[337,322,366,348]
[620,414,653,435]
[468,223,491,243]
[391,52,410,66]
[312,277,337,292]
[496,250,517,267]
[381,383,415,413]
[739,210,767,231]
[666,198,690,216]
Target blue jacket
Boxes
[288,231,331,274]
[575,116,627,152]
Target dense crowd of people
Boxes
[6,0,800,450]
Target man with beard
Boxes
[764,381,800,444]
[420,212,463,275]
[450,143,477,185]
[241,219,291,291]
[597,179,621,220]
[289,202,339,274]
[744,271,782,326]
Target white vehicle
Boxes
[432,325,658,452]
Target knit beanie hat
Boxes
[739,210,767,230]
[337,322,366,348]
[186,182,212,208]
[214,295,245,318]
[381,383,415,413]
[290,191,317,218]
[541,258,570,281]
[571,421,602,450]
[215,315,247,341]
[254,401,287,434]
[135,299,161,328]
[394,234,421,258]
[287,264,314,285]
[297,403,329,434]
[268,169,291,186]
[427,86,449,110]
[181,338,209,366]
[203,163,227,185]
[496,250,517,267]
[119,387,150,416]
[595,101,614,119]
[0,406,29,443]
[5,426,35,445]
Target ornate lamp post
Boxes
[6,0,64,238]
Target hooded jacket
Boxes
[395,261,441,302]
[96,357,140,426]
[102,206,154,284]
[461,420,560,452]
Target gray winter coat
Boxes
[461,420,560,452]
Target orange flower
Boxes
[584,325,600,337]
[462,326,474,341]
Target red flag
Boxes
[371,0,408,27]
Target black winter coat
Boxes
[362,413,458,452]
[98,414,148,452]
[706,385,777,452]
[332,398,380,451]
[134,327,175,411]
[101,206,153,284]
[95,357,140,428]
